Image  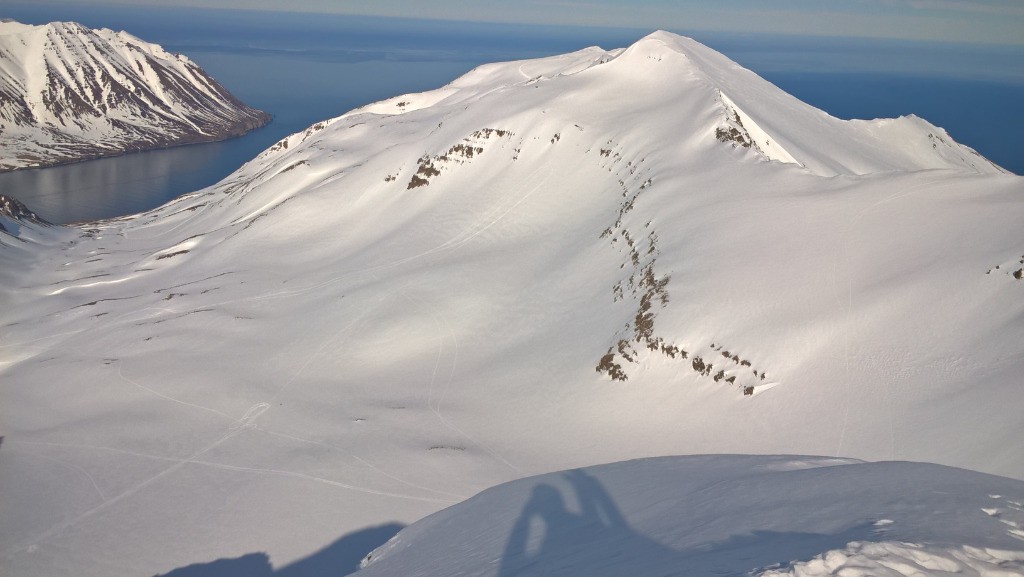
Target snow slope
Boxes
[0,19,270,171]
[0,31,1021,577]
[355,455,1024,577]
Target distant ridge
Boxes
[0,19,270,171]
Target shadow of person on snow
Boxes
[498,469,671,577]
[497,468,875,577]
[155,522,403,577]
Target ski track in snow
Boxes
[338,162,557,278]
[182,458,457,504]
[359,166,558,478]
[2,425,454,560]
[259,429,469,500]
[832,175,944,460]
[96,159,559,341]
[105,160,555,454]
[9,435,464,504]
[393,281,523,476]
[6,448,107,502]
[2,287,455,559]
[2,428,242,559]
[9,439,216,464]
[264,294,381,406]
[0,329,87,353]
[0,160,549,538]
[96,266,485,505]
[116,360,237,422]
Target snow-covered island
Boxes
[0,19,270,172]
[1,31,1022,577]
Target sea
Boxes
[2,4,1022,224]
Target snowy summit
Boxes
[1,30,1022,577]
[0,19,270,171]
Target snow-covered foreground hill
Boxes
[0,31,1021,576]
[0,19,269,172]
[355,456,1024,577]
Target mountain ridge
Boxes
[0,30,1021,577]
[0,19,270,172]
[326,30,1003,177]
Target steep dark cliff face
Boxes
[0,194,48,223]
[0,193,52,239]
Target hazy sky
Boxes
[19,0,1024,45]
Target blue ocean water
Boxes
[0,4,1020,223]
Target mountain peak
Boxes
[603,30,1004,175]
[0,19,270,171]
[622,29,695,54]
[329,29,1002,178]
[630,29,709,55]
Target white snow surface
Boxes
[1,31,1022,577]
[0,20,268,171]
[354,456,1024,577]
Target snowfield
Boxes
[0,31,1022,576]
[355,456,1024,577]
[0,19,269,172]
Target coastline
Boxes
[0,111,273,174]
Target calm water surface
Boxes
[1,5,1021,223]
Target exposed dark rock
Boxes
[0,194,50,226]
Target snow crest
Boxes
[354,457,1024,577]
[759,541,1024,577]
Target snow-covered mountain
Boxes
[0,31,1021,577]
[0,19,270,171]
